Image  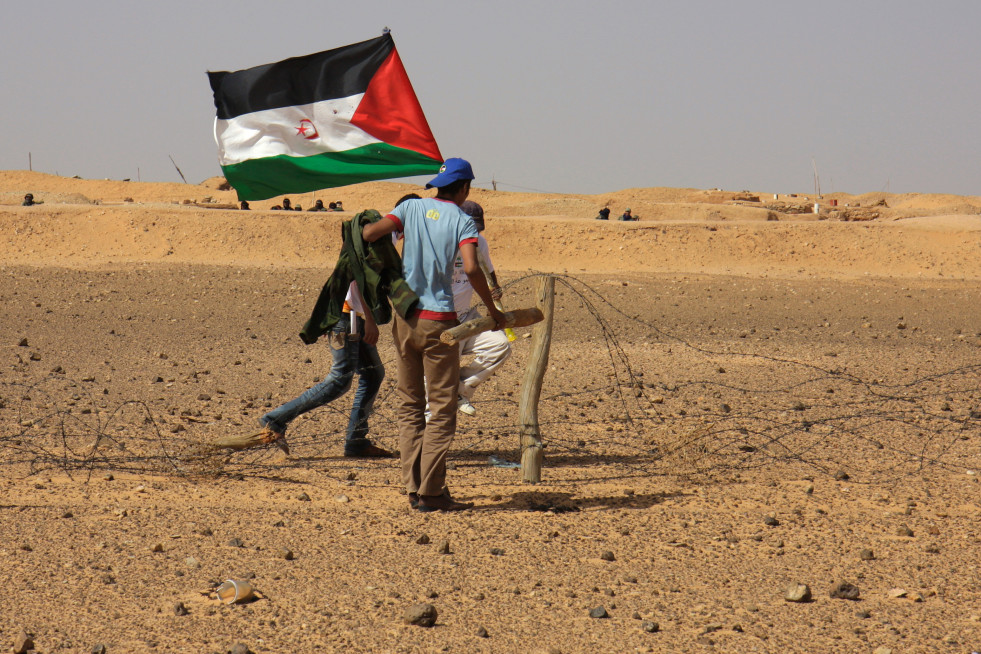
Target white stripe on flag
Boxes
[214,94,380,165]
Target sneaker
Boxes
[260,428,290,456]
[457,396,476,416]
[344,443,395,458]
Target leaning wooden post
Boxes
[518,275,555,483]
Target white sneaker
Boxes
[457,396,476,416]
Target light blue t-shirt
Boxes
[389,198,478,315]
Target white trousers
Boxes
[457,307,512,400]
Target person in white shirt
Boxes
[451,201,512,416]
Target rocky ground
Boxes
[1,264,979,653]
[1,173,979,653]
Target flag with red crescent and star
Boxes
[209,33,443,201]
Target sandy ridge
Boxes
[2,170,980,279]
[2,203,980,279]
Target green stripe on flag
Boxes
[222,143,442,201]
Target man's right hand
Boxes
[362,215,398,243]
[488,306,507,331]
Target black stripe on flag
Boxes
[208,33,395,120]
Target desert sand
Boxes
[1,171,979,653]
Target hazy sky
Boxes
[3,1,979,196]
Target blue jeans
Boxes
[261,314,384,453]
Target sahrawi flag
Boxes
[208,33,442,201]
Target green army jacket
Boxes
[300,209,418,345]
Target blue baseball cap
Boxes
[426,158,475,189]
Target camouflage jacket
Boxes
[300,210,419,345]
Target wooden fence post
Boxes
[518,275,555,483]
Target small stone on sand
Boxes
[403,603,438,627]
[785,583,812,602]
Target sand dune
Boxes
[2,171,980,279]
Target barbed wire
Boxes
[1,273,978,486]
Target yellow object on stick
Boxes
[476,250,516,342]
[440,308,544,346]
[497,302,517,342]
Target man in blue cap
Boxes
[363,158,505,512]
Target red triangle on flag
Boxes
[351,47,443,163]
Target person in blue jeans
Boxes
[258,281,394,458]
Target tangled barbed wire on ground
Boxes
[521,274,981,484]
[1,274,978,485]
[0,376,178,478]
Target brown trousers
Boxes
[391,312,460,496]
